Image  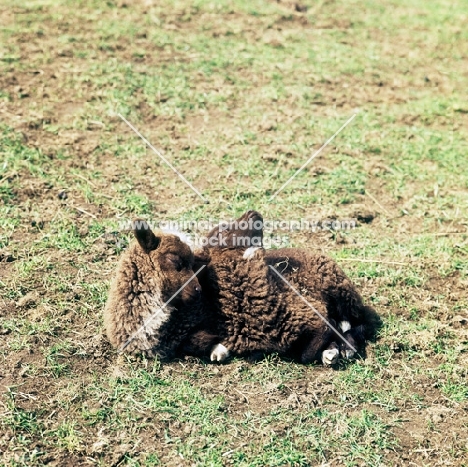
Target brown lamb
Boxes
[103,211,263,359]
[196,245,379,364]
[103,222,206,359]
[103,214,379,365]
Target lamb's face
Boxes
[149,236,201,305]
[134,221,202,306]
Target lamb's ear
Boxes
[193,247,211,265]
[133,219,161,253]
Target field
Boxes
[1,0,468,465]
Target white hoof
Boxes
[342,349,355,359]
[321,348,339,365]
[339,321,351,333]
[210,344,230,362]
[243,247,260,260]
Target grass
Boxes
[1,0,468,465]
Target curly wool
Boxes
[103,233,205,359]
[198,247,379,363]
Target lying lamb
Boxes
[103,223,206,359]
[196,244,379,365]
[103,211,263,359]
[104,213,379,365]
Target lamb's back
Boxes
[204,248,290,353]
[265,248,375,327]
[205,248,331,355]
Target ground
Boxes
[0,0,467,465]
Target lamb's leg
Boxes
[210,343,230,362]
[340,325,365,359]
[320,320,351,362]
[299,321,336,364]
[339,320,351,333]
[180,330,220,358]
[181,331,231,362]
[301,336,332,364]
[321,342,340,365]
[321,322,359,363]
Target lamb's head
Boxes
[133,220,202,306]
[103,219,204,358]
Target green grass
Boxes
[1,0,468,465]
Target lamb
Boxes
[103,213,379,365]
[103,222,206,359]
[196,244,379,365]
[103,211,263,360]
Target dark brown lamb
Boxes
[103,214,379,365]
[195,245,379,365]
